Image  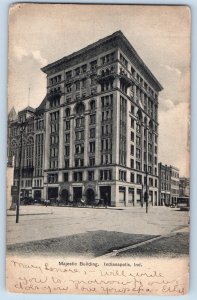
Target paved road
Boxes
[7,205,189,257]
[7,205,188,244]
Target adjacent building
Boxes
[179,177,190,197]
[7,31,163,207]
[7,102,46,201]
[158,163,179,205]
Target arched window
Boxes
[101,70,105,76]
[75,103,85,116]
[89,100,96,112]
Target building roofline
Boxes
[41,30,163,91]
[18,106,35,114]
[170,165,180,171]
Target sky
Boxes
[8,4,190,177]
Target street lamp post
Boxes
[145,170,149,214]
[16,121,27,224]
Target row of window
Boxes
[10,120,44,138]
[130,159,158,174]
[119,170,158,187]
[120,52,158,100]
[130,131,157,144]
[48,169,157,185]
[34,179,42,187]
[48,169,112,183]
[64,54,115,81]
[21,179,32,188]
[161,183,171,191]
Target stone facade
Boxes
[7,31,163,207]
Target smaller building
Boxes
[158,163,171,205]
[170,166,179,204]
[158,163,179,206]
[179,177,190,197]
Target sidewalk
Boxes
[7,205,53,216]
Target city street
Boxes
[7,205,189,258]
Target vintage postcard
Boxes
[6,3,190,295]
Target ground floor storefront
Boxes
[42,181,159,207]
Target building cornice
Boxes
[41,31,163,92]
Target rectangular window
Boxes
[64,173,69,182]
[76,117,84,128]
[130,145,134,156]
[119,170,127,181]
[75,144,84,154]
[100,169,112,181]
[136,148,141,159]
[81,78,86,88]
[120,53,128,68]
[48,173,58,184]
[81,64,87,73]
[90,75,97,85]
[136,136,141,146]
[90,114,96,125]
[66,71,72,79]
[75,131,84,141]
[75,158,84,167]
[136,162,141,170]
[89,128,96,138]
[131,131,134,141]
[66,84,72,93]
[89,141,95,153]
[75,81,80,90]
[137,174,142,184]
[130,172,135,183]
[65,145,70,156]
[131,118,135,129]
[89,157,95,166]
[65,159,69,168]
[65,121,70,130]
[90,60,97,70]
[75,67,80,76]
[88,171,94,181]
[65,133,70,143]
[130,159,134,168]
[73,172,83,182]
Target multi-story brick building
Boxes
[179,177,190,197]
[170,166,180,204]
[8,31,163,206]
[7,101,46,201]
[158,163,171,205]
[158,163,179,205]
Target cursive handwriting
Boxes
[8,259,187,295]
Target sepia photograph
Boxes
[6,3,190,295]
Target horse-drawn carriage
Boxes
[73,198,107,208]
[42,197,108,208]
[91,198,107,208]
